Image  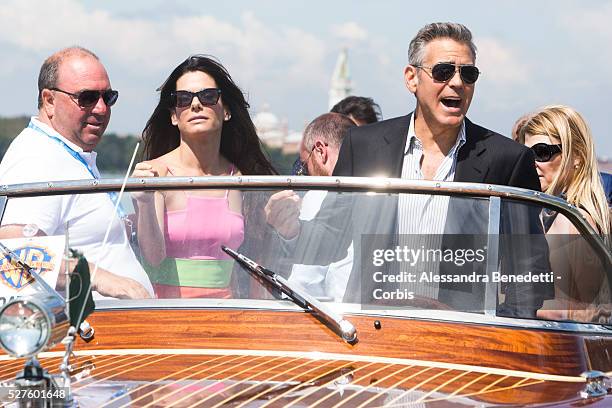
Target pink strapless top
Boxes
[164,195,245,260]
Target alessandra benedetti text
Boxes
[372,271,556,283]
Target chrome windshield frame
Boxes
[0,175,610,335]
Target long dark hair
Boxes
[142,55,277,175]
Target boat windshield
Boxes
[0,181,609,327]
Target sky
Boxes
[0,0,610,157]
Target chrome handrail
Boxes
[0,175,576,206]
[0,176,578,206]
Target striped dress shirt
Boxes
[396,115,466,298]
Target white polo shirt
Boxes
[0,117,153,299]
[288,190,351,302]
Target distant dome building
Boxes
[253,103,286,148]
[256,49,355,156]
[328,48,353,110]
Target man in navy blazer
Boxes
[267,23,551,316]
[334,23,539,190]
[335,114,539,189]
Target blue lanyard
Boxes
[28,120,126,218]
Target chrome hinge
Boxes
[580,371,611,399]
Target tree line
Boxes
[0,116,295,175]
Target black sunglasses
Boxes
[531,143,562,162]
[50,87,119,107]
[170,88,222,108]
[415,63,480,84]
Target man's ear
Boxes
[404,65,418,94]
[314,140,328,163]
[41,89,55,118]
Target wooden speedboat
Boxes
[0,176,610,407]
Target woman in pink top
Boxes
[132,55,277,298]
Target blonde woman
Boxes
[517,105,610,322]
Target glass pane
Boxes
[0,188,493,316]
[270,190,491,314]
[9,186,610,326]
[499,199,611,324]
[0,192,151,304]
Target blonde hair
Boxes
[518,105,610,237]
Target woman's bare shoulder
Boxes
[143,156,173,177]
[552,208,596,234]
[222,157,241,176]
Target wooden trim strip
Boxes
[117,354,247,408]
[280,362,378,408]
[0,358,56,379]
[190,357,301,408]
[74,354,175,391]
[420,378,545,405]
[69,354,136,377]
[330,365,415,408]
[259,361,356,408]
[355,367,434,408]
[323,364,398,408]
[448,372,490,397]
[510,377,532,388]
[140,356,266,408]
[208,357,306,408]
[21,348,585,383]
[478,375,511,393]
[178,357,288,408]
[0,358,35,370]
[414,370,472,402]
[233,359,339,408]
[99,354,229,408]
[384,368,453,407]
[72,354,151,386]
[95,354,177,387]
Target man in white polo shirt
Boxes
[0,46,153,299]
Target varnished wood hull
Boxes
[2,308,611,407]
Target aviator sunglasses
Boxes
[170,88,222,108]
[530,143,562,162]
[415,63,480,84]
[50,88,119,107]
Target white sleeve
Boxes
[0,155,70,235]
[1,196,65,236]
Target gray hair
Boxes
[303,113,356,149]
[408,22,477,66]
[37,46,99,109]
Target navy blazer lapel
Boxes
[455,118,488,183]
[376,114,411,178]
